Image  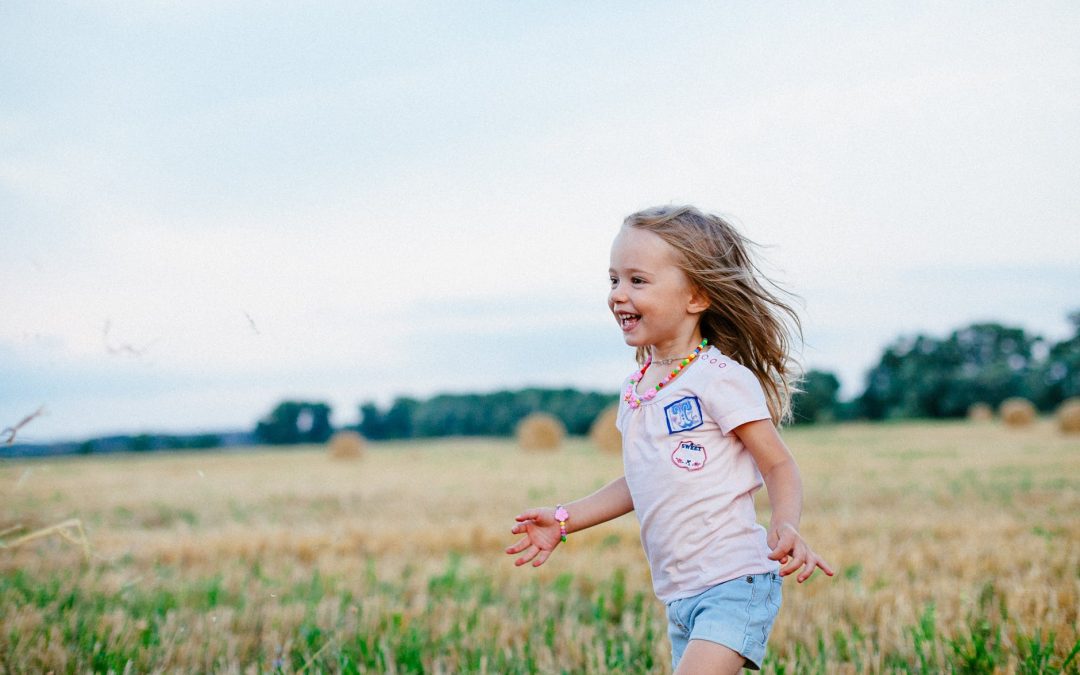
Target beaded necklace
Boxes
[624,338,708,409]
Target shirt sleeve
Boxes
[702,361,772,435]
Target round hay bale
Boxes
[1056,398,1080,434]
[589,404,622,454]
[999,397,1036,428]
[967,402,994,422]
[327,430,365,459]
[516,412,566,451]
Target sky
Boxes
[2,1,1079,443]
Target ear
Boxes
[687,285,710,315]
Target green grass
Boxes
[2,557,1077,673]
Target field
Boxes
[1,420,1078,674]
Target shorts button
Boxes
[746,576,753,583]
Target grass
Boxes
[1,421,1078,673]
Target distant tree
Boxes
[384,397,419,438]
[255,401,333,445]
[858,322,1041,419]
[186,434,221,449]
[130,434,154,452]
[859,334,941,419]
[305,403,333,442]
[1036,310,1080,409]
[792,370,841,424]
[535,388,618,435]
[413,394,487,437]
[358,402,387,440]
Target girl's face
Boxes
[608,226,707,353]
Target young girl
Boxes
[506,205,833,673]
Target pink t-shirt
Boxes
[616,346,779,603]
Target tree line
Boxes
[250,376,839,445]
[7,314,1074,456]
[857,313,1079,420]
[252,389,618,445]
[251,312,1079,443]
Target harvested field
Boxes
[1,420,1078,673]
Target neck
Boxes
[649,336,707,364]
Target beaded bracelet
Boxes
[555,504,569,542]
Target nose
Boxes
[609,284,627,309]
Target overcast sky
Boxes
[3,1,1078,442]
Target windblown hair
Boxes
[624,205,802,425]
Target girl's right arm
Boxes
[505,476,633,567]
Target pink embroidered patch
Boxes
[671,440,707,471]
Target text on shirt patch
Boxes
[671,440,707,471]
[664,396,704,434]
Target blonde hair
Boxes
[623,205,802,425]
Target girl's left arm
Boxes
[734,419,834,583]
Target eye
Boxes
[631,276,646,285]
[609,276,618,287]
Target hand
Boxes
[505,507,563,567]
[767,523,834,583]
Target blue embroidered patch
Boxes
[664,396,704,434]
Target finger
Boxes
[779,554,804,577]
[514,545,539,567]
[797,554,829,583]
[532,549,552,567]
[768,531,795,561]
[515,509,544,523]
[505,536,530,555]
[792,545,835,581]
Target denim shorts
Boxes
[665,572,782,670]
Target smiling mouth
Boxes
[618,312,641,331]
